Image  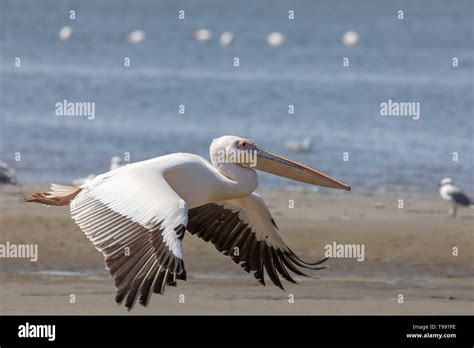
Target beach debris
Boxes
[342,30,359,46]
[266,32,284,47]
[219,31,234,46]
[59,26,72,41]
[127,30,146,44]
[194,29,213,42]
[0,161,18,184]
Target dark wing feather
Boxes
[451,192,471,206]
[70,192,186,310]
[187,194,327,290]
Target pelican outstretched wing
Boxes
[70,163,188,310]
[187,193,327,289]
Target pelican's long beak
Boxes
[252,147,351,191]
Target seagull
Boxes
[72,156,124,186]
[25,135,350,310]
[439,178,473,217]
[109,156,123,171]
[285,137,312,153]
[0,161,18,184]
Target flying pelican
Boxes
[439,178,473,217]
[25,136,350,310]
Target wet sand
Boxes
[1,184,473,314]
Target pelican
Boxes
[25,136,350,310]
[439,178,473,217]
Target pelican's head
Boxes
[440,177,453,186]
[210,135,351,191]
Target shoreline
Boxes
[1,182,473,314]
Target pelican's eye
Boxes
[237,140,255,151]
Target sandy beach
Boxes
[1,183,473,315]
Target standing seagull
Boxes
[439,178,473,217]
[25,135,350,310]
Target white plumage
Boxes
[26,135,350,310]
[439,178,473,217]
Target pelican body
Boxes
[26,135,350,310]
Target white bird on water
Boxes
[439,178,473,217]
[285,137,312,153]
[26,136,350,310]
[219,31,234,46]
[127,30,145,44]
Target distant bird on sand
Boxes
[439,178,473,217]
[72,156,124,186]
[285,138,312,153]
[26,135,350,310]
[0,161,18,184]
